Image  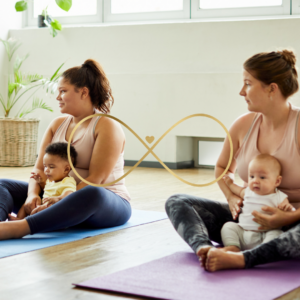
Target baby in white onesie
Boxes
[221,153,294,251]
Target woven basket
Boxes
[0,117,40,167]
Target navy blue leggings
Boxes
[0,179,131,234]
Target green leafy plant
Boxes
[41,6,62,37]
[0,38,64,118]
[14,0,72,37]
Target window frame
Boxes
[25,0,103,27]
[191,0,291,19]
[103,0,190,23]
[292,0,300,14]
[22,0,296,27]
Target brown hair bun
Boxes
[277,49,297,71]
[244,50,299,98]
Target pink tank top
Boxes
[235,104,300,209]
[51,114,131,201]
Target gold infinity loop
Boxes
[67,114,233,187]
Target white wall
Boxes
[0,1,22,103]
[8,18,300,163]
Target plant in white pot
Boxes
[0,38,64,166]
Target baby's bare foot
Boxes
[197,246,214,268]
[223,245,240,252]
[205,248,245,272]
[8,214,22,221]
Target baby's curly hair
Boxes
[45,142,78,167]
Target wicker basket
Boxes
[0,117,40,167]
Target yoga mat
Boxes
[0,210,167,259]
[75,251,300,300]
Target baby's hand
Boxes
[30,172,45,184]
[278,198,295,212]
[223,174,234,187]
[43,196,61,207]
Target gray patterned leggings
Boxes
[165,194,300,268]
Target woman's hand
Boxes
[227,193,243,220]
[24,194,42,215]
[252,206,294,230]
[30,197,60,215]
[43,196,61,207]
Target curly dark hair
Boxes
[45,142,78,167]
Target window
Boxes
[23,0,295,27]
[111,0,183,14]
[104,0,190,22]
[292,0,300,14]
[26,0,102,26]
[199,0,283,9]
[191,0,290,19]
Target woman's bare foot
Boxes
[205,248,245,272]
[197,246,214,268]
[0,220,31,240]
[223,245,240,252]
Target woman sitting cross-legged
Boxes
[165,49,300,271]
[0,59,131,240]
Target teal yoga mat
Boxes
[0,210,167,259]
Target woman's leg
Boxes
[0,179,29,221]
[243,222,300,268]
[165,194,234,253]
[25,186,131,234]
[205,222,300,271]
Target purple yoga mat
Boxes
[75,252,300,300]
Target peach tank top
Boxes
[235,104,300,209]
[51,114,131,201]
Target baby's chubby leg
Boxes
[198,221,242,266]
[221,221,243,252]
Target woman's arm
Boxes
[77,116,125,191]
[215,113,256,219]
[24,116,67,214]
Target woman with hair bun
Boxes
[0,59,131,238]
[166,49,300,271]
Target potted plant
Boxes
[0,38,64,166]
[38,6,62,37]
[38,7,52,28]
[15,0,70,38]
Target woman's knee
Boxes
[0,179,11,188]
[165,194,191,216]
[165,194,208,216]
[79,186,108,204]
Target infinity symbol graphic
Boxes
[67,114,233,187]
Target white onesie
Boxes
[221,187,288,250]
[239,187,288,231]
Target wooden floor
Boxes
[0,166,299,300]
